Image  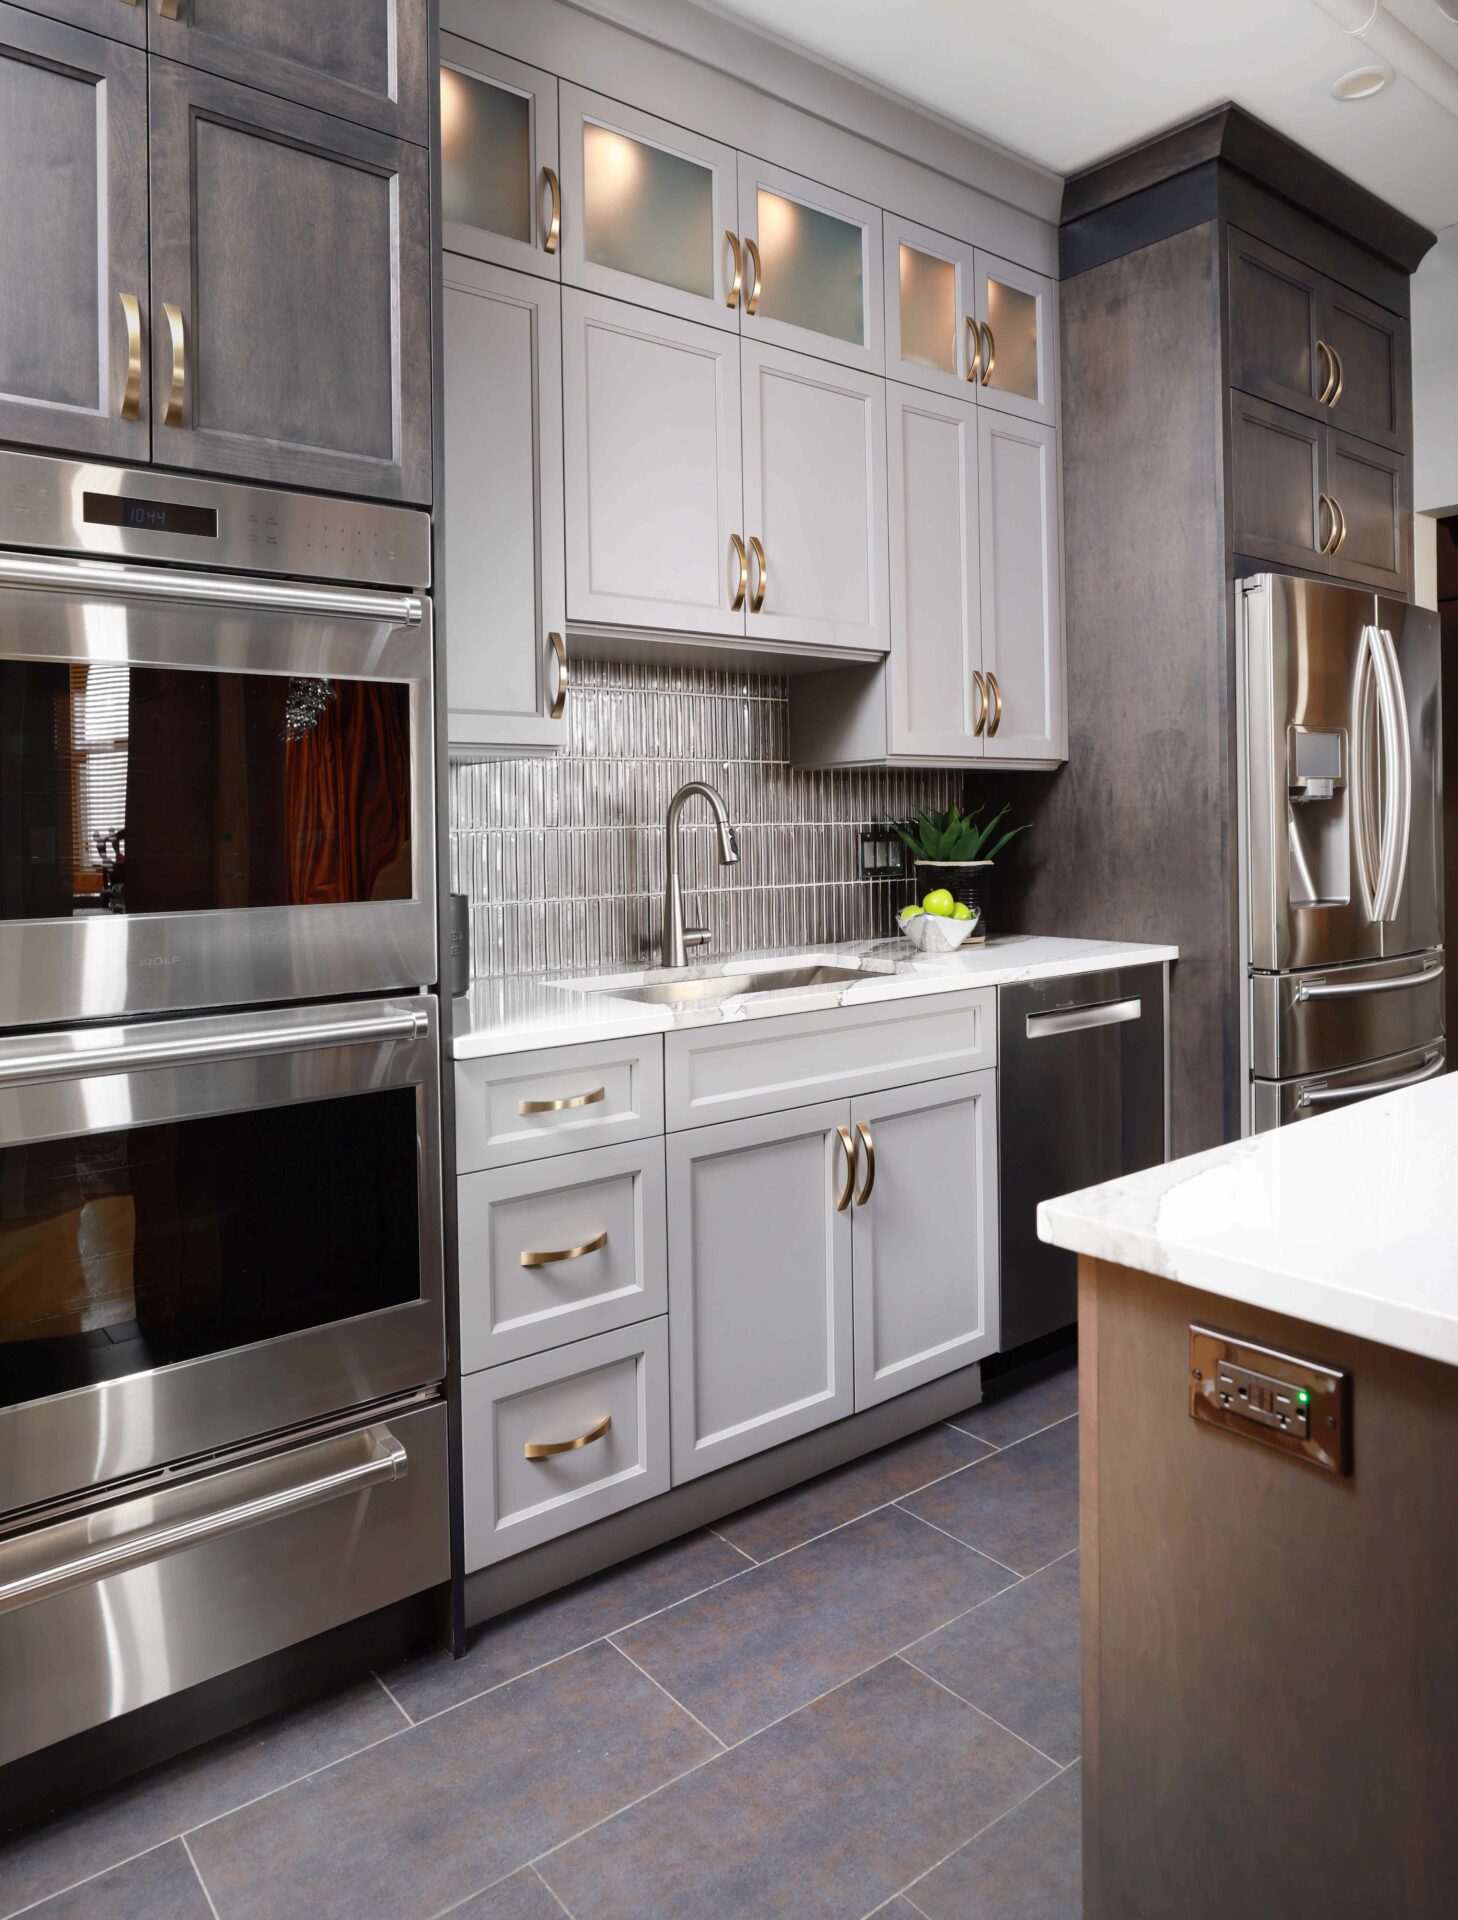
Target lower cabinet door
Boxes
[462,1318,670,1570]
[850,1071,999,1409]
[667,1102,854,1482]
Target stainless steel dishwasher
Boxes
[997,964,1168,1349]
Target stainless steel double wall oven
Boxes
[0,452,448,1766]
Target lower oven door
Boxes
[1251,1040,1447,1131]
[0,1392,448,1766]
[0,995,445,1514]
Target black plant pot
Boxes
[913,860,993,932]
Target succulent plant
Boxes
[888,802,1027,864]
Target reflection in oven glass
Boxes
[0,662,413,920]
[0,1090,420,1409]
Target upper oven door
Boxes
[0,995,445,1514]
[0,554,435,1025]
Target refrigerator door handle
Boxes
[1352,627,1383,923]
[1294,961,1444,1002]
[1375,627,1412,923]
[1295,1049,1445,1109]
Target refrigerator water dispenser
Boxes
[1286,727,1348,907]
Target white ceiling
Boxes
[691,0,1458,232]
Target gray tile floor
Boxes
[0,1357,1080,1920]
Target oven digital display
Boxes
[82,491,219,538]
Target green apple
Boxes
[900,904,924,919]
[922,888,955,917]
[952,902,974,921]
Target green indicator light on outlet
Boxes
[1297,1390,1310,1405]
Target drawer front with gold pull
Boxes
[457,1034,664,1171]
[459,1139,667,1369]
[462,1317,669,1568]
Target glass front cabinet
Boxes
[974,251,1057,427]
[737,156,883,373]
[439,38,560,279]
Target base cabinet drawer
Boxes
[458,1140,668,1370]
[462,1319,670,1569]
[456,1035,664,1171]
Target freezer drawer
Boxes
[0,1394,448,1767]
[1250,953,1445,1080]
[1251,1041,1446,1131]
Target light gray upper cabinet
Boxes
[850,1072,999,1409]
[884,215,982,401]
[147,59,432,502]
[974,251,1057,427]
[667,1101,853,1482]
[979,411,1064,761]
[0,5,149,461]
[150,0,430,143]
[440,38,559,280]
[741,341,890,656]
[444,257,566,754]
[562,290,747,637]
[737,155,883,374]
[560,85,740,332]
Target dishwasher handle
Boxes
[1025,997,1142,1040]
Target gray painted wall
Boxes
[1414,222,1458,515]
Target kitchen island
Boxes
[1040,1076,1458,1920]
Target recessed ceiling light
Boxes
[1330,64,1394,100]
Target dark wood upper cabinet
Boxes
[0,3,149,460]
[149,0,429,145]
[18,0,144,47]
[1325,430,1409,593]
[1323,281,1408,451]
[147,59,432,502]
[1228,230,1324,420]
[1230,391,1325,573]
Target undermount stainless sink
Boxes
[581,963,870,1007]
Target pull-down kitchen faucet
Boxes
[662,781,739,968]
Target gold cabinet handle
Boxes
[548,630,568,720]
[979,321,996,386]
[743,235,762,315]
[965,314,981,384]
[518,1084,604,1116]
[1328,342,1344,408]
[729,533,748,613]
[521,1229,608,1269]
[724,230,743,310]
[748,536,767,614]
[524,1413,611,1461]
[972,669,988,738]
[986,670,1003,737]
[1317,492,1334,556]
[162,302,186,427]
[833,1124,855,1212]
[1315,339,1336,406]
[541,165,561,254]
[853,1120,875,1206]
[119,292,143,421]
[157,0,182,17]
[1329,495,1347,557]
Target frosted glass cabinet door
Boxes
[742,341,890,656]
[887,384,983,760]
[439,39,559,281]
[560,85,740,331]
[562,291,747,637]
[979,412,1065,763]
[443,257,566,753]
[974,251,1057,427]
[738,155,883,373]
[883,216,981,402]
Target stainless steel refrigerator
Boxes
[1240,574,1445,1130]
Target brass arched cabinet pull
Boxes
[1328,343,1344,408]
[157,0,182,18]
[965,314,981,383]
[524,1413,611,1461]
[541,166,561,253]
[834,1125,855,1212]
[548,630,568,720]
[1317,493,1334,555]
[972,669,988,738]
[119,293,142,421]
[853,1120,875,1206]
[1329,496,1348,557]
[979,321,996,386]
[748,536,767,613]
[1315,339,1336,406]
[521,1229,608,1269]
[743,235,763,315]
[986,670,1003,737]
[162,302,186,427]
[518,1083,604,1116]
[724,231,743,309]
[729,533,748,612]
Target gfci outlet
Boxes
[1188,1325,1351,1474]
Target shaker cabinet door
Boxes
[883,215,981,401]
[1227,229,1326,422]
[1324,431,1410,595]
[974,251,1057,427]
[737,155,883,374]
[1229,391,1327,572]
[741,340,890,656]
[444,258,567,753]
[440,37,559,281]
[147,60,431,501]
[667,1103,854,1483]
[1321,280,1409,453]
[0,4,149,461]
[562,291,747,637]
[149,0,430,142]
[978,412,1064,762]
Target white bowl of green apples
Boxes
[898,888,981,952]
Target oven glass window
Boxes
[0,1090,421,1409]
[0,663,412,919]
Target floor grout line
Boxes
[891,1503,1030,1580]
[180,1835,222,1920]
[894,1657,1067,1772]
[1,1838,179,1920]
[943,1407,1079,1449]
[530,1861,576,1920]
[705,1525,760,1565]
[896,1757,1078,1909]
[606,1639,728,1750]
[372,1669,415,1727]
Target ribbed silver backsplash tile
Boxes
[449,658,962,978]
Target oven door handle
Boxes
[0,1425,408,1616]
[0,552,423,626]
[0,1006,429,1087]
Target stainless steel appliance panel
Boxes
[0,1394,447,1767]
[1251,1040,1446,1131]
[0,996,445,1514]
[998,967,1167,1349]
[1249,951,1445,1080]
[1376,596,1443,960]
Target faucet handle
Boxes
[683,927,711,947]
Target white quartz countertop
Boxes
[451,934,1177,1059]
[1039,1073,1458,1368]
